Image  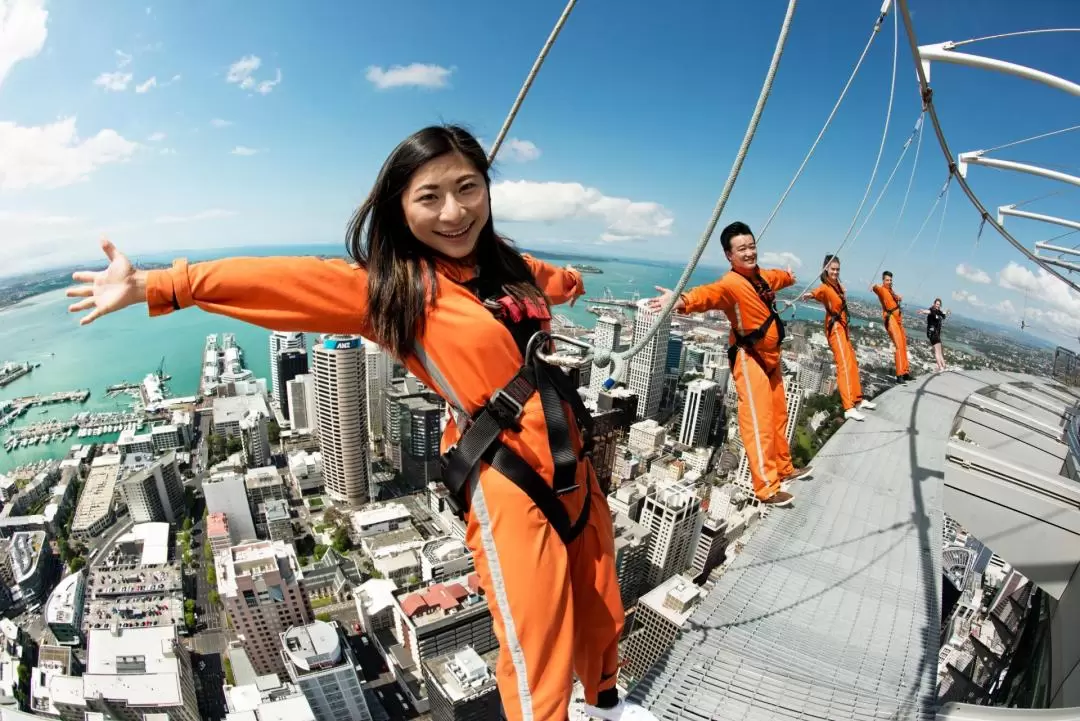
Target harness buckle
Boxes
[486,388,525,431]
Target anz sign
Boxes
[323,337,361,351]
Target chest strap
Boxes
[438,343,593,545]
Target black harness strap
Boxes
[824,282,849,338]
[438,276,593,545]
[727,271,786,369]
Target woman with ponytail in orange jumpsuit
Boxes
[67,126,656,721]
[800,255,876,422]
[649,221,812,509]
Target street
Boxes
[191,651,229,721]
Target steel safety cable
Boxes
[869,110,926,283]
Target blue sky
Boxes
[0,0,1077,345]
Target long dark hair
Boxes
[820,254,841,287]
[346,125,545,358]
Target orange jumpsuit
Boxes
[681,268,795,501]
[808,282,863,411]
[872,283,910,377]
[145,253,622,721]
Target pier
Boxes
[3,409,145,452]
[0,361,33,388]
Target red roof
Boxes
[467,573,482,595]
[401,594,427,618]
[207,513,229,536]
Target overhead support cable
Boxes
[984,124,1080,154]
[895,0,1080,295]
[582,0,801,385]
[783,1,900,314]
[758,0,895,241]
[869,110,926,283]
[949,28,1080,49]
[487,0,579,163]
[917,41,1080,96]
[958,154,1080,188]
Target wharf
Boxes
[0,362,35,388]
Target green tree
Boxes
[225,436,243,455]
[223,657,235,686]
[16,663,30,687]
[315,612,332,622]
[184,599,196,613]
[313,544,328,561]
[268,420,281,445]
[69,556,86,573]
[185,611,196,628]
[209,590,220,606]
[331,527,352,553]
[182,516,193,531]
[206,567,217,585]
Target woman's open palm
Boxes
[67,239,144,325]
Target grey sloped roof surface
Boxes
[631,370,1021,720]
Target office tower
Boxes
[612,513,651,608]
[240,410,272,467]
[365,342,392,451]
[400,396,443,488]
[666,333,684,375]
[118,451,185,524]
[287,374,318,434]
[269,332,307,404]
[589,315,623,396]
[629,300,671,420]
[312,335,370,507]
[638,480,704,588]
[218,540,313,679]
[620,575,702,685]
[678,379,719,448]
[784,377,804,446]
[275,349,310,421]
[423,646,501,721]
[280,620,373,721]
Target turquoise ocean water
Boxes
[0,246,833,472]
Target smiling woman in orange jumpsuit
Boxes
[800,254,876,422]
[871,270,912,384]
[66,126,657,721]
[649,221,812,509]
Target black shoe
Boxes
[896,375,906,384]
[902,374,913,381]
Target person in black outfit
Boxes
[918,298,950,372]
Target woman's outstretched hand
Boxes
[646,285,685,314]
[67,239,148,325]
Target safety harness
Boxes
[727,270,786,369]
[823,280,849,338]
[882,286,901,320]
[438,279,594,546]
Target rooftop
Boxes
[352,501,411,529]
[421,537,470,566]
[207,512,230,537]
[218,540,301,597]
[630,371,1078,720]
[45,571,84,627]
[81,625,185,707]
[423,646,500,705]
[245,466,283,490]
[107,522,172,567]
[397,573,484,626]
[280,621,343,673]
[213,395,270,426]
[70,457,121,533]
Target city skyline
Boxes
[0,0,1077,339]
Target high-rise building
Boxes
[619,574,703,686]
[280,620,373,721]
[385,376,442,473]
[287,374,318,434]
[628,300,671,420]
[589,316,623,397]
[276,350,310,421]
[784,377,803,447]
[400,396,443,489]
[269,332,307,404]
[364,341,392,451]
[240,410,272,467]
[118,451,185,524]
[666,333,684,375]
[678,379,719,448]
[423,646,501,721]
[638,480,704,588]
[312,335,370,507]
[218,540,313,679]
[612,513,650,608]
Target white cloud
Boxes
[0,117,138,190]
[491,180,674,242]
[154,209,237,224]
[115,49,132,68]
[998,261,1080,319]
[0,210,81,226]
[230,145,259,156]
[994,299,1017,317]
[0,0,47,91]
[147,131,166,142]
[159,147,176,155]
[210,118,233,128]
[761,251,802,268]
[502,138,541,163]
[135,76,157,93]
[951,289,984,307]
[226,55,280,94]
[365,63,452,90]
[94,70,132,91]
[956,263,990,284]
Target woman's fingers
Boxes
[79,308,104,326]
[71,271,97,284]
[68,298,95,313]
[66,285,93,298]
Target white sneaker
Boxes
[584,701,660,720]
[858,400,876,411]
[844,408,866,422]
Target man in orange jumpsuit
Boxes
[803,255,876,422]
[650,221,811,508]
[871,270,911,383]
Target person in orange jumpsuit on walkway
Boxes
[871,270,912,383]
[801,255,876,422]
[66,126,656,721]
[649,221,812,508]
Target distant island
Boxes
[572,264,603,274]
[0,262,171,312]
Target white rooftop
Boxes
[113,522,171,566]
[82,625,184,707]
[640,575,702,627]
[217,540,301,597]
[280,621,342,672]
[214,395,270,426]
[45,571,84,627]
[71,459,120,534]
[351,502,411,528]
